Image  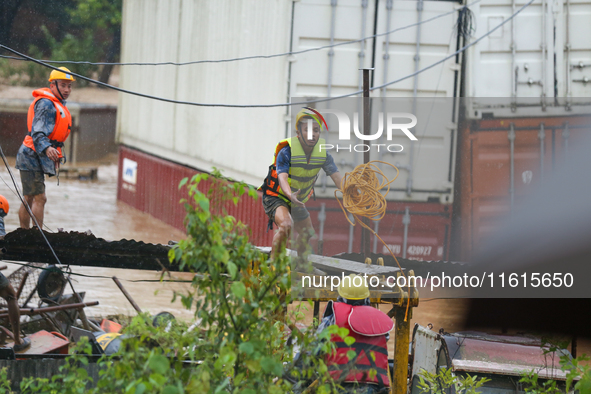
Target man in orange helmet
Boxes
[15,67,75,230]
[0,194,8,239]
[0,194,31,352]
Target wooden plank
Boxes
[256,247,401,276]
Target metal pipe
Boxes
[407,0,423,196]
[318,203,326,255]
[509,123,516,213]
[358,0,369,90]
[362,69,372,259]
[541,0,547,105]
[539,123,545,180]
[327,0,338,99]
[373,218,380,254]
[0,301,100,319]
[563,121,570,158]
[402,207,410,259]
[511,0,517,104]
[357,0,369,168]
[113,276,142,313]
[322,0,338,194]
[564,0,572,110]
[393,306,412,394]
[379,0,393,165]
[348,214,355,254]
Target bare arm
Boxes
[330,172,343,191]
[278,172,304,207]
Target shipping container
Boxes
[466,0,591,114]
[117,0,292,187]
[456,114,591,261]
[290,0,461,202]
[306,198,452,259]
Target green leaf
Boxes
[239,342,254,355]
[244,359,261,372]
[226,261,238,279]
[260,357,283,376]
[162,385,179,394]
[344,336,356,346]
[231,282,246,298]
[178,177,188,189]
[136,383,146,394]
[346,350,357,362]
[148,354,170,375]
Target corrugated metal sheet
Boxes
[118,145,273,247]
[305,198,452,259]
[118,0,292,186]
[466,0,591,115]
[457,115,591,260]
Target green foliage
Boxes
[0,0,121,87]
[519,342,591,394]
[417,368,490,394]
[0,170,345,393]
[0,367,13,394]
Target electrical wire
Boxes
[1,261,193,283]
[0,0,480,67]
[0,0,533,109]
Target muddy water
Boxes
[0,161,194,321]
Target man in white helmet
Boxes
[317,274,393,393]
[15,67,75,230]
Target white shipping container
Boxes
[466,0,591,118]
[117,0,292,186]
[118,0,460,201]
[290,0,459,202]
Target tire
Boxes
[37,265,66,303]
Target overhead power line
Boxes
[0,0,480,67]
[0,0,533,108]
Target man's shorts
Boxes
[20,170,45,196]
[263,194,310,223]
[0,272,10,291]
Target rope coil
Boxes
[335,160,413,320]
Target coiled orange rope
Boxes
[335,160,411,321]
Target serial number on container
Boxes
[489,273,574,288]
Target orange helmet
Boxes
[0,195,8,215]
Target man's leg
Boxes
[271,205,292,260]
[19,194,46,229]
[18,195,34,229]
[293,217,314,261]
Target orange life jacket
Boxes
[259,137,327,204]
[24,88,71,158]
[325,302,393,387]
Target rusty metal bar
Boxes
[361,68,372,259]
[0,301,99,319]
[0,265,6,271]
[66,276,93,331]
[112,276,142,313]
